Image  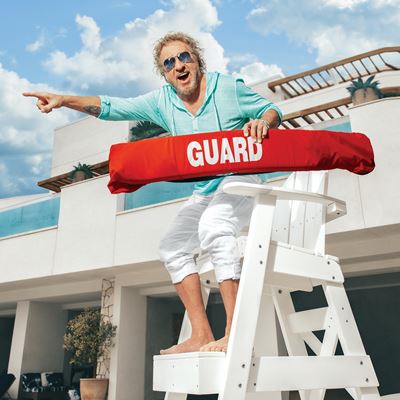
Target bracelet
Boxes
[261,119,271,129]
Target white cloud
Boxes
[0,63,75,197]
[322,0,368,9]
[26,33,46,53]
[232,62,283,85]
[45,0,228,96]
[310,26,382,64]
[76,15,101,52]
[247,0,400,64]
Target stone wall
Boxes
[96,278,115,378]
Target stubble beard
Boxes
[171,68,201,100]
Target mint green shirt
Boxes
[99,72,282,195]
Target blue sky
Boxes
[0,0,399,198]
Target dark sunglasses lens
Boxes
[178,52,192,63]
[163,57,175,72]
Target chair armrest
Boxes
[222,182,346,221]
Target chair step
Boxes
[153,353,378,395]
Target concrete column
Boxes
[8,301,30,398]
[108,281,147,400]
[7,301,68,398]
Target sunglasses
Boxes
[163,51,194,72]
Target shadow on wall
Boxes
[0,317,15,374]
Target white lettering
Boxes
[220,138,235,164]
[187,141,204,167]
[232,137,249,162]
[203,139,219,165]
[247,137,262,161]
[186,136,263,167]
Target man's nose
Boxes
[174,58,185,70]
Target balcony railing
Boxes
[268,46,400,99]
[0,195,60,238]
[280,98,351,129]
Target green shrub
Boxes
[63,308,117,373]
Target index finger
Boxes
[22,92,45,99]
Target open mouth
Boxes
[177,72,190,82]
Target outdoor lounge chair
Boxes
[0,373,15,400]
[153,171,381,400]
[19,372,67,400]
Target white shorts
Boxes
[158,175,259,283]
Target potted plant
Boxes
[69,163,94,183]
[129,120,167,141]
[346,75,383,105]
[63,308,117,400]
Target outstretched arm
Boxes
[23,92,102,116]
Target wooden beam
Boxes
[282,98,351,121]
[268,46,399,91]
[37,160,110,192]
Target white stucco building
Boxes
[0,47,399,400]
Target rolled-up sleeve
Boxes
[235,79,283,125]
[98,90,161,122]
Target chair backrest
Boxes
[271,171,328,254]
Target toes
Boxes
[160,345,177,355]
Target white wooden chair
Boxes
[153,171,380,400]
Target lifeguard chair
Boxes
[153,171,380,400]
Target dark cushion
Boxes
[44,372,64,388]
[21,373,42,392]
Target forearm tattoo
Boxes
[83,105,101,117]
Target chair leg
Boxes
[219,196,277,400]
[323,283,381,400]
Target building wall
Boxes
[53,176,118,274]
[0,227,57,283]
[324,98,400,275]
[52,117,130,176]
[349,98,400,228]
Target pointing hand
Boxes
[23,92,64,113]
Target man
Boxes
[24,32,282,354]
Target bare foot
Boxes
[200,335,229,352]
[160,336,214,355]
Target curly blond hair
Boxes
[153,32,206,76]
